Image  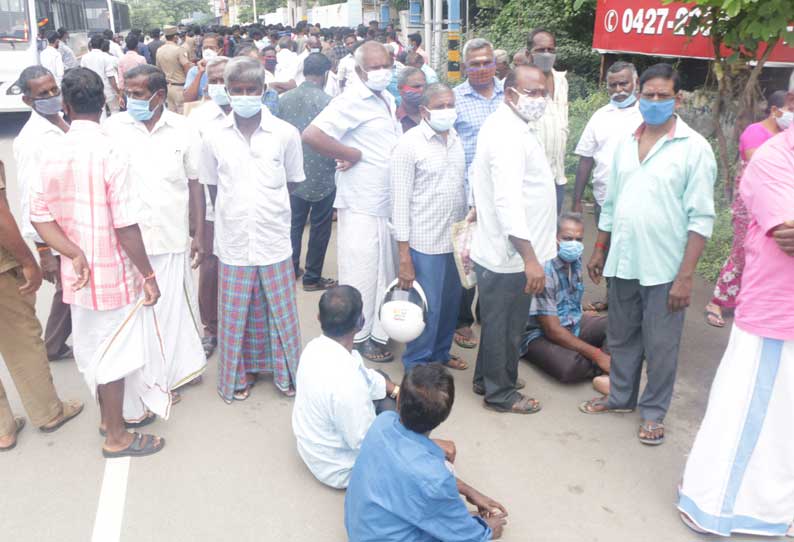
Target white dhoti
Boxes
[336,209,396,344]
[149,252,207,389]
[678,325,794,537]
[71,300,171,423]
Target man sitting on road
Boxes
[345,364,508,541]
[292,285,400,489]
[519,213,610,395]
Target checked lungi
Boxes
[217,258,302,402]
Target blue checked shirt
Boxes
[521,256,584,353]
[453,78,504,193]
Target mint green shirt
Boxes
[598,117,716,286]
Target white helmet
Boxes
[379,279,428,343]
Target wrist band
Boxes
[36,246,50,252]
[143,272,156,281]
[595,242,609,251]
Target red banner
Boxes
[592,0,794,66]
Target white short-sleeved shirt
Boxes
[574,101,643,205]
[81,49,118,98]
[187,99,229,222]
[470,103,557,273]
[40,46,64,84]
[104,110,201,255]
[199,107,305,266]
[275,49,299,83]
[311,81,401,217]
[337,54,361,90]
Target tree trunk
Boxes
[710,34,731,197]
[735,40,779,140]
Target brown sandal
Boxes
[443,355,469,371]
[578,396,633,414]
[484,394,542,415]
[0,418,26,452]
[453,328,478,349]
[39,400,84,433]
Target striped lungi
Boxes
[217,258,301,402]
[678,325,794,537]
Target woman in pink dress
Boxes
[704,90,792,326]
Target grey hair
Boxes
[462,38,493,62]
[493,49,509,63]
[354,40,389,68]
[421,83,453,107]
[18,65,54,95]
[224,56,265,89]
[206,56,230,71]
[557,212,584,232]
[397,66,424,87]
[607,61,637,78]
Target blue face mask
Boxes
[207,84,230,106]
[610,91,637,109]
[229,94,262,118]
[639,97,675,126]
[126,94,159,122]
[558,240,584,263]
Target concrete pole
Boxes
[432,0,441,72]
[423,0,432,66]
[252,0,257,23]
[447,0,461,81]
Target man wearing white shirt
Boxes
[104,29,124,59]
[272,37,299,94]
[39,32,64,86]
[470,66,557,415]
[572,61,643,224]
[337,33,360,92]
[81,35,121,115]
[200,57,305,403]
[56,28,78,69]
[303,41,401,363]
[292,286,399,489]
[14,66,72,362]
[104,65,207,401]
[187,56,230,358]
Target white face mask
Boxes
[511,89,546,122]
[776,109,793,130]
[424,107,457,132]
[202,48,218,60]
[363,68,392,92]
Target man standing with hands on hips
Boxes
[580,64,716,447]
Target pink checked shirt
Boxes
[736,125,794,341]
[30,120,142,311]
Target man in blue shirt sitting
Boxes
[520,213,611,395]
[345,364,507,541]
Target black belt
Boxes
[168,82,185,86]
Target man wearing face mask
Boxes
[396,67,427,132]
[303,41,401,363]
[391,83,468,372]
[582,64,716,447]
[105,65,207,401]
[199,57,305,402]
[526,28,569,214]
[278,53,339,292]
[469,66,557,415]
[13,66,73,362]
[183,33,222,103]
[187,55,231,358]
[452,37,504,352]
[518,213,610,395]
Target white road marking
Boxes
[91,457,131,542]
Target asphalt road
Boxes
[0,113,754,542]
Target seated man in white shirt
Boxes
[292,285,399,488]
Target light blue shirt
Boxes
[421,63,439,84]
[599,116,716,286]
[345,411,491,542]
[183,66,208,98]
[453,78,504,188]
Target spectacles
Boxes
[515,87,548,98]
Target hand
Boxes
[71,252,90,291]
[465,207,477,223]
[39,250,58,283]
[398,257,415,290]
[772,220,794,256]
[485,513,507,539]
[190,236,205,269]
[19,261,43,295]
[142,277,161,306]
[432,438,456,463]
[197,58,208,73]
[335,148,363,172]
[591,350,611,372]
[523,260,545,295]
[587,249,606,285]
[571,200,583,214]
[668,274,693,312]
[466,488,508,519]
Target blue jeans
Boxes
[402,250,462,370]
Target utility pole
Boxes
[252,0,257,23]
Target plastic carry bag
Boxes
[451,219,477,289]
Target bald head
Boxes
[354,41,391,71]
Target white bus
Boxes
[0,0,130,112]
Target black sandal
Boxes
[356,340,394,363]
[99,412,157,437]
[102,432,165,458]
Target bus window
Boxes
[111,1,128,33]
[83,0,109,31]
[0,0,31,41]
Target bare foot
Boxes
[592,375,610,395]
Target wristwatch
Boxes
[389,385,400,400]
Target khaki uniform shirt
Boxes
[156,42,188,84]
[0,162,20,273]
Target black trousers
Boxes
[473,264,531,408]
[456,287,480,328]
[373,369,397,414]
[290,191,335,285]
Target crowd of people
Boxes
[2,18,793,540]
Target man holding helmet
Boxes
[390,83,468,371]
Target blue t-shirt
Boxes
[345,411,491,542]
[183,66,209,98]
